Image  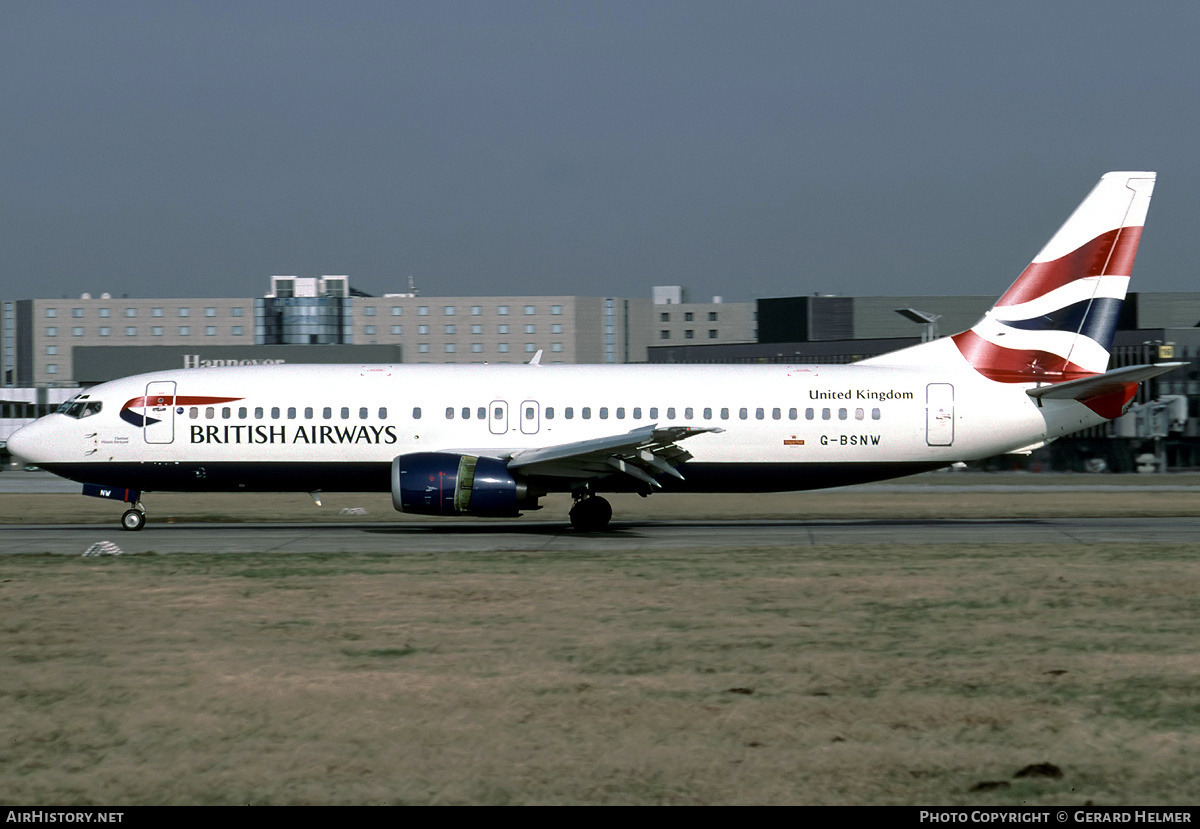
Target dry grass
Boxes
[3,532,1200,804]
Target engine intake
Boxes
[392,452,534,516]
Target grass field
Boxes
[3,481,1200,804]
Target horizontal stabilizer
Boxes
[1026,362,1184,401]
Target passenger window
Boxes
[462,407,470,419]
[789,408,797,420]
[206,407,215,419]
[446,407,455,419]
[477,407,486,420]
[599,407,608,419]
[525,407,535,420]
[805,408,814,420]
[254,407,263,419]
[494,407,503,420]
[239,407,248,418]
[546,407,554,419]
[287,407,297,419]
[616,407,625,419]
[413,407,422,419]
[838,408,847,420]
[565,407,574,419]
[359,407,368,420]
[739,408,748,420]
[684,407,693,419]
[304,407,313,419]
[703,407,712,419]
[222,407,231,419]
[649,407,659,419]
[667,407,676,419]
[271,407,280,419]
[756,408,765,420]
[855,408,864,420]
[323,407,332,419]
[379,408,387,419]
[772,408,781,420]
[872,408,881,420]
[720,408,729,420]
[582,407,591,419]
[190,407,199,419]
[822,408,831,420]
[340,407,350,420]
[633,407,642,419]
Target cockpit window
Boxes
[55,396,102,419]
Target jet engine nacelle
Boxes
[391,452,533,516]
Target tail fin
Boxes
[952,171,1156,382]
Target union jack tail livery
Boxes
[952,171,1156,383]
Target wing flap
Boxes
[508,424,723,484]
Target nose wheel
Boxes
[121,505,146,531]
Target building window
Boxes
[551,323,562,334]
[497,324,509,334]
[205,326,216,336]
[46,364,58,374]
[443,306,456,316]
[391,306,402,316]
[497,305,509,315]
[471,306,482,316]
[524,305,536,315]
[72,308,83,318]
[46,345,57,355]
[364,325,376,335]
[685,312,694,321]
[98,327,110,337]
[660,330,670,339]
[551,305,563,315]
[205,308,216,317]
[445,343,456,353]
[471,343,483,353]
[152,308,163,317]
[152,326,163,336]
[525,343,537,352]
[470,324,483,334]
[551,343,563,352]
[685,330,694,339]
[708,311,718,321]
[417,325,429,335]
[390,325,402,334]
[178,326,189,336]
[418,343,430,353]
[417,306,429,316]
[660,312,669,322]
[708,329,718,338]
[232,307,244,317]
[498,343,509,353]
[524,324,535,334]
[364,306,376,316]
[45,308,58,318]
[71,327,83,336]
[444,324,455,334]
[125,327,137,336]
[232,326,243,336]
[125,308,137,318]
[178,308,189,317]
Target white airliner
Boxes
[8,171,1180,531]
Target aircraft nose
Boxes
[6,421,41,465]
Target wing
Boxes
[506,424,723,488]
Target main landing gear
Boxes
[569,492,612,532]
[121,502,146,531]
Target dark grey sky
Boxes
[3,0,1199,301]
